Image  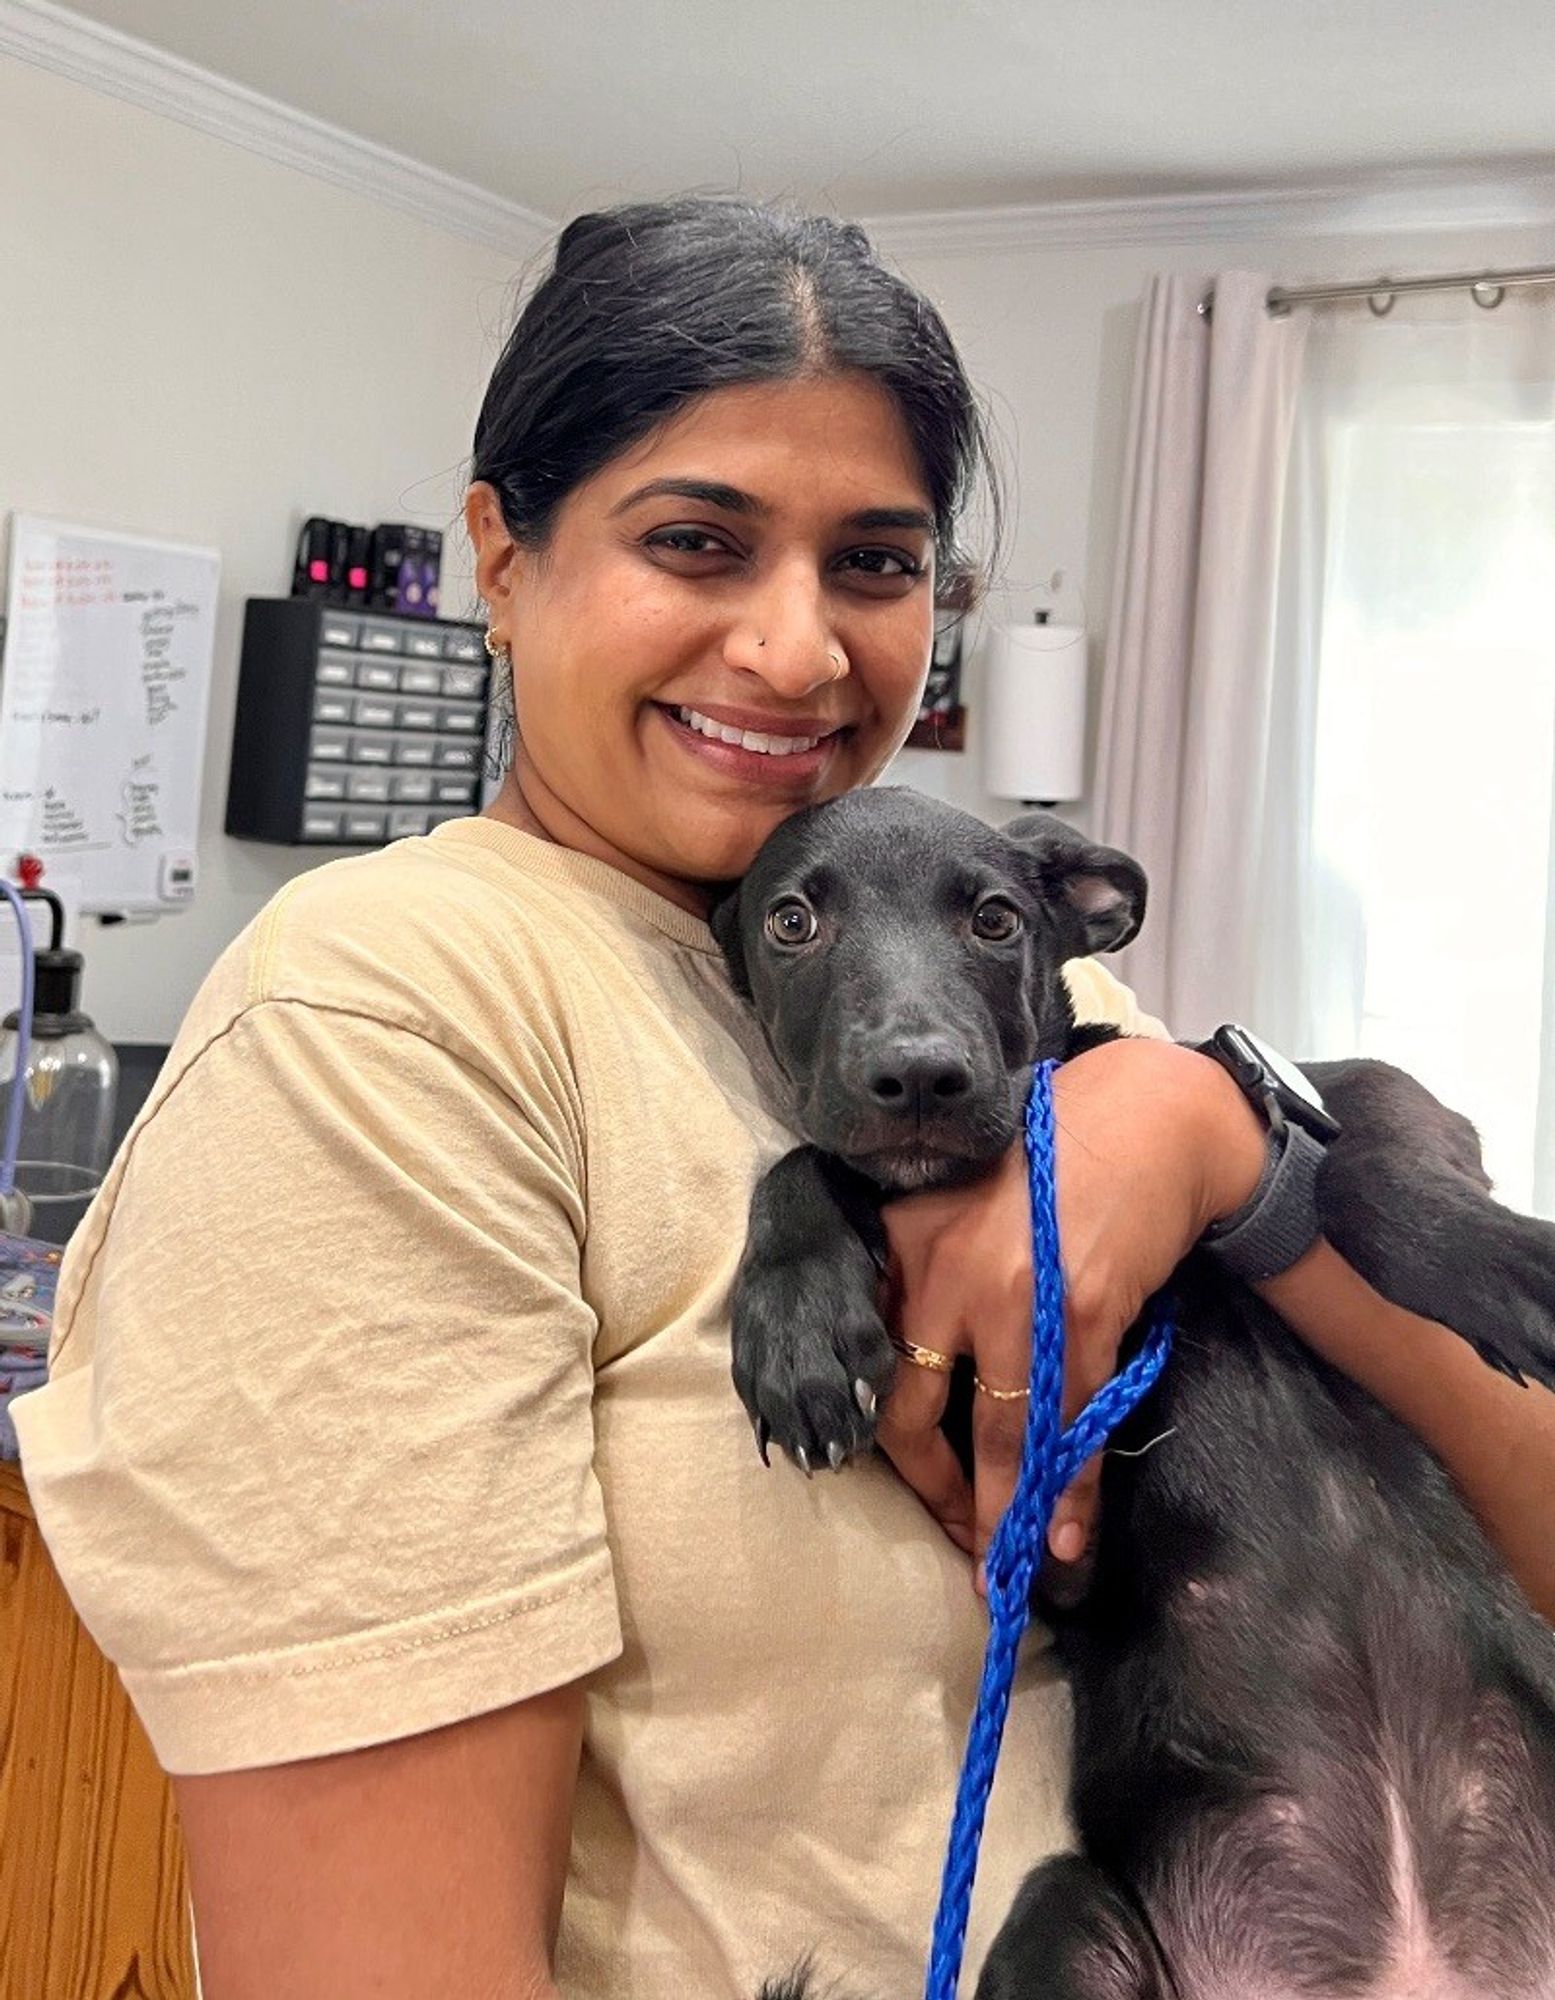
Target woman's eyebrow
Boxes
[610,477,757,517]
[845,506,936,534]
[608,477,934,535]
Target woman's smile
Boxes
[651,699,850,789]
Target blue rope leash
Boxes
[923,1059,1176,2000]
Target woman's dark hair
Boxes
[471,195,1004,605]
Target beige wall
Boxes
[0,54,520,1040]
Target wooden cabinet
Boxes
[0,1461,196,1998]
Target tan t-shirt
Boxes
[15,816,1165,1998]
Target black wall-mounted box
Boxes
[225,598,491,848]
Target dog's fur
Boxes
[713,788,1555,2000]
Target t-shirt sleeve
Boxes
[14,998,619,1775]
[1061,957,1170,1040]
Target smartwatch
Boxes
[1195,1024,1341,1283]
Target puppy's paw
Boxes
[1319,1156,1555,1393]
[732,1254,895,1474]
[1449,1213,1555,1392]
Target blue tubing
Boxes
[0,881,35,1201]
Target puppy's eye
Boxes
[765,898,819,948]
[971,897,1022,942]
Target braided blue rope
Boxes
[923,1059,1176,2000]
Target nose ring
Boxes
[753,636,845,681]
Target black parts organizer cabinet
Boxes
[224,598,491,847]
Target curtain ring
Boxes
[1471,279,1506,311]
[1367,287,1396,318]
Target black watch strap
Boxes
[1200,1117,1326,1283]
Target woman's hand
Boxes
[876,1037,1266,1586]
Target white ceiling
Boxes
[36,0,1555,219]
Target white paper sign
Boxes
[0,516,220,914]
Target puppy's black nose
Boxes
[865,1039,974,1115]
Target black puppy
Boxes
[714,787,1555,2000]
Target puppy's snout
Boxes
[861,1037,974,1116]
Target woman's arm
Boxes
[878,1037,1555,1615]
[173,1684,582,2000]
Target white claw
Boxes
[854,1378,877,1419]
[827,1440,846,1471]
[795,1445,813,1478]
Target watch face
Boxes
[1238,1026,1329,1116]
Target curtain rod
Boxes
[1199,262,1555,321]
[1268,262,1555,317]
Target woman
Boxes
[16,197,1555,2000]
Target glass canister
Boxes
[0,892,119,1244]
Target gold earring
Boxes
[484,628,510,666]
[828,651,845,681]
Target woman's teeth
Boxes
[674,707,825,757]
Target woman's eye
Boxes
[839,548,923,581]
[764,899,819,948]
[645,527,735,558]
[971,898,1022,942]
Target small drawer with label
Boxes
[359,623,403,654]
[399,664,443,696]
[390,770,435,803]
[404,630,444,660]
[309,728,351,762]
[388,808,431,838]
[351,732,395,766]
[396,700,439,732]
[353,695,398,731]
[443,630,484,663]
[355,661,400,692]
[347,768,392,802]
[317,652,356,686]
[441,664,487,700]
[439,704,482,736]
[434,775,478,806]
[302,809,344,841]
[304,767,348,800]
[320,615,361,648]
[313,690,354,725]
[434,739,478,771]
[344,809,388,841]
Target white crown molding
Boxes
[6,1,1553,265]
[862,166,1555,259]
[0,0,556,258]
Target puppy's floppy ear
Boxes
[1003,810,1147,955]
[707,883,751,997]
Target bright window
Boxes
[1308,386,1555,1213]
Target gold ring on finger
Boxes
[973,1376,1031,1401]
[890,1336,956,1375]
